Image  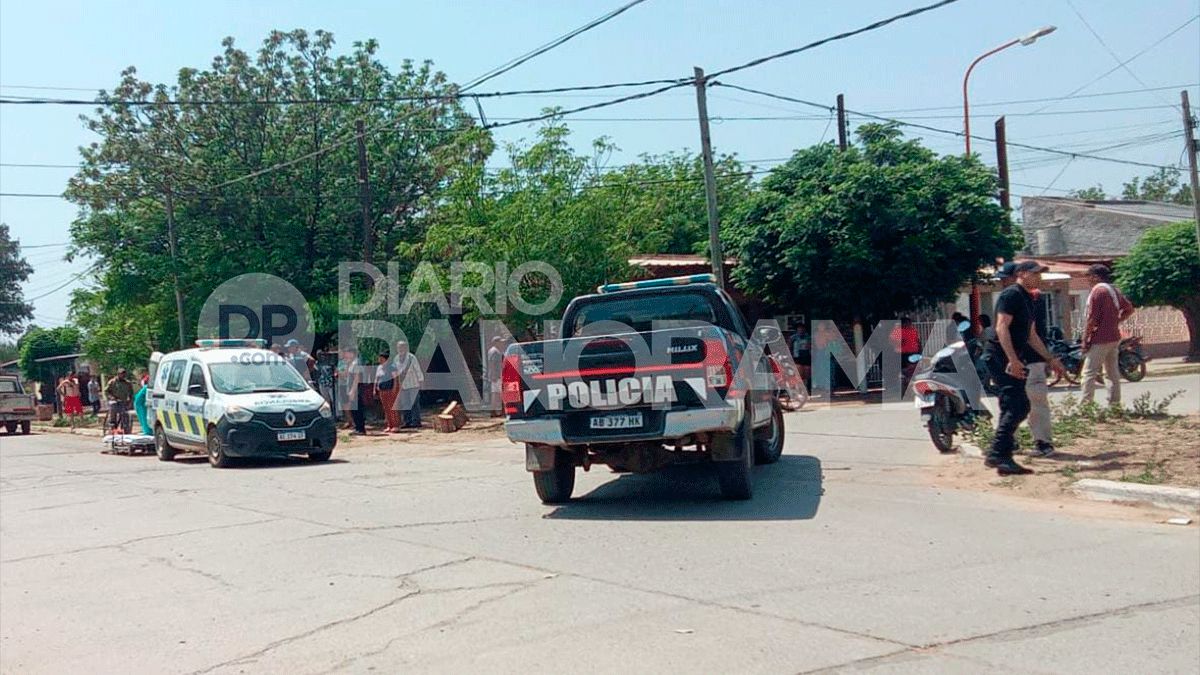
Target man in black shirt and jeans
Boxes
[987,261,1066,475]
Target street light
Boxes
[962,25,1056,155]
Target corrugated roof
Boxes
[1023,197,1193,223]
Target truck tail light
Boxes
[501,354,522,415]
[702,338,732,388]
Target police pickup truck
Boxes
[503,274,785,503]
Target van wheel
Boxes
[754,405,785,465]
[308,449,332,462]
[715,415,754,500]
[207,427,232,468]
[532,449,575,504]
[154,424,176,461]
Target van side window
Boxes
[187,364,206,395]
[158,362,173,389]
[165,361,186,393]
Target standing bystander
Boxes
[1080,264,1135,407]
[987,262,1067,474]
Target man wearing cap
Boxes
[1080,263,1134,406]
[284,339,316,385]
[987,261,1067,474]
[990,261,1058,457]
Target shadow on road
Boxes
[544,454,823,522]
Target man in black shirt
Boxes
[987,261,1066,475]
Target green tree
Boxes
[1114,220,1200,361]
[17,325,82,386]
[65,30,491,349]
[726,125,1013,323]
[1121,167,1193,204]
[588,151,754,255]
[0,223,34,334]
[1068,185,1107,200]
[426,121,633,333]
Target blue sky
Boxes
[2,0,1198,333]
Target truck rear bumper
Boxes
[505,405,741,446]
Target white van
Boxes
[148,340,336,467]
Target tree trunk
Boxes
[1181,300,1200,362]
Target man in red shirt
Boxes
[1080,264,1134,406]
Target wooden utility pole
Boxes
[355,120,373,265]
[1181,91,1200,256]
[836,94,848,151]
[693,67,724,287]
[164,187,187,349]
[995,116,1011,211]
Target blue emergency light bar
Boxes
[598,273,717,294]
[194,339,268,349]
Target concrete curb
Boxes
[1071,479,1200,515]
[30,425,105,438]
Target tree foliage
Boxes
[0,223,34,334]
[726,124,1013,323]
[65,30,490,350]
[426,121,633,333]
[1114,220,1200,359]
[17,325,81,384]
[1067,185,1107,200]
[1121,167,1193,205]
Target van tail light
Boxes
[702,338,733,389]
[501,354,522,415]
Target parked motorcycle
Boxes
[911,322,989,453]
[1047,336,1147,386]
[1118,336,1148,382]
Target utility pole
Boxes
[693,67,724,287]
[164,186,187,349]
[355,119,373,265]
[995,116,1011,211]
[836,94,848,151]
[1181,91,1200,256]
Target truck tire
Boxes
[20,421,30,435]
[4,422,16,434]
[532,449,575,504]
[753,404,785,465]
[154,424,176,462]
[715,416,754,500]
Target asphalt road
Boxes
[1,373,1197,674]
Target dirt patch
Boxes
[935,414,1200,519]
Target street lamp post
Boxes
[962,26,1056,155]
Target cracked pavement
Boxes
[1,374,1198,673]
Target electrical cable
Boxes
[712,82,1181,171]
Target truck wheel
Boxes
[154,425,176,462]
[19,421,30,435]
[532,449,575,504]
[715,416,754,500]
[753,405,785,465]
[207,427,233,468]
[4,422,16,434]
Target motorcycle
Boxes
[1047,336,1147,386]
[1118,336,1148,382]
[911,321,989,453]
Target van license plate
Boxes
[589,413,643,430]
[277,430,306,442]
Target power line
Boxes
[706,0,962,80]
[24,268,94,301]
[1065,0,1180,112]
[868,83,1198,114]
[460,0,650,92]
[0,192,64,198]
[17,242,70,248]
[1027,13,1199,115]
[712,82,1181,171]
